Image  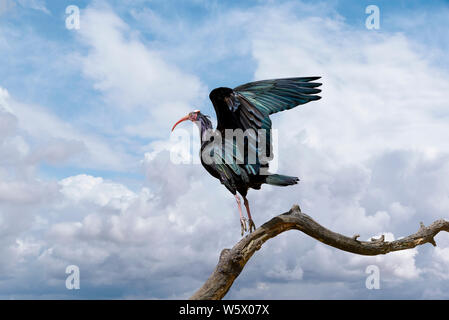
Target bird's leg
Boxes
[243,197,256,233]
[235,194,247,236]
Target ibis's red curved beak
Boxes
[171,115,190,132]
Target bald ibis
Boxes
[171,77,322,235]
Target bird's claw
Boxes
[240,218,256,236]
[240,217,247,236]
[248,219,256,233]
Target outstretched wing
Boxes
[208,77,322,176]
[210,77,321,132]
[234,76,322,116]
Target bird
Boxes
[171,77,322,236]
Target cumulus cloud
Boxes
[76,2,207,139]
[33,2,449,299]
[0,86,136,294]
[229,3,448,298]
[59,174,138,210]
[141,2,449,299]
[1,87,133,171]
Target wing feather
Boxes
[208,77,322,177]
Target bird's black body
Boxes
[196,77,322,198]
[172,76,322,234]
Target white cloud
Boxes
[248,14,449,164]
[17,0,50,14]
[232,4,449,297]
[59,174,138,210]
[77,3,207,139]
[1,87,134,171]
[265,260,304,281]
[429,247,449,280]
[0,0,50,15]
[348,233,421,280]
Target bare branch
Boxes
[190,204,449,300]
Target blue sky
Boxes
[2,0,448,182]
[0,0,449,299]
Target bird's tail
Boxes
[265,174,299,186]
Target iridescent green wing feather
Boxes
[209,77,321,178]
[234,77,321,116]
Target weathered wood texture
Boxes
[190,205,449,300]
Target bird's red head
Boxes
[171,110,201,131]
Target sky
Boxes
[0,0,448,299]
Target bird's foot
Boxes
[248,218,256,233]
[240,217,247,236]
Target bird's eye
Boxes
[189,112,198,121]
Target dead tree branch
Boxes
[190,204,449,300]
